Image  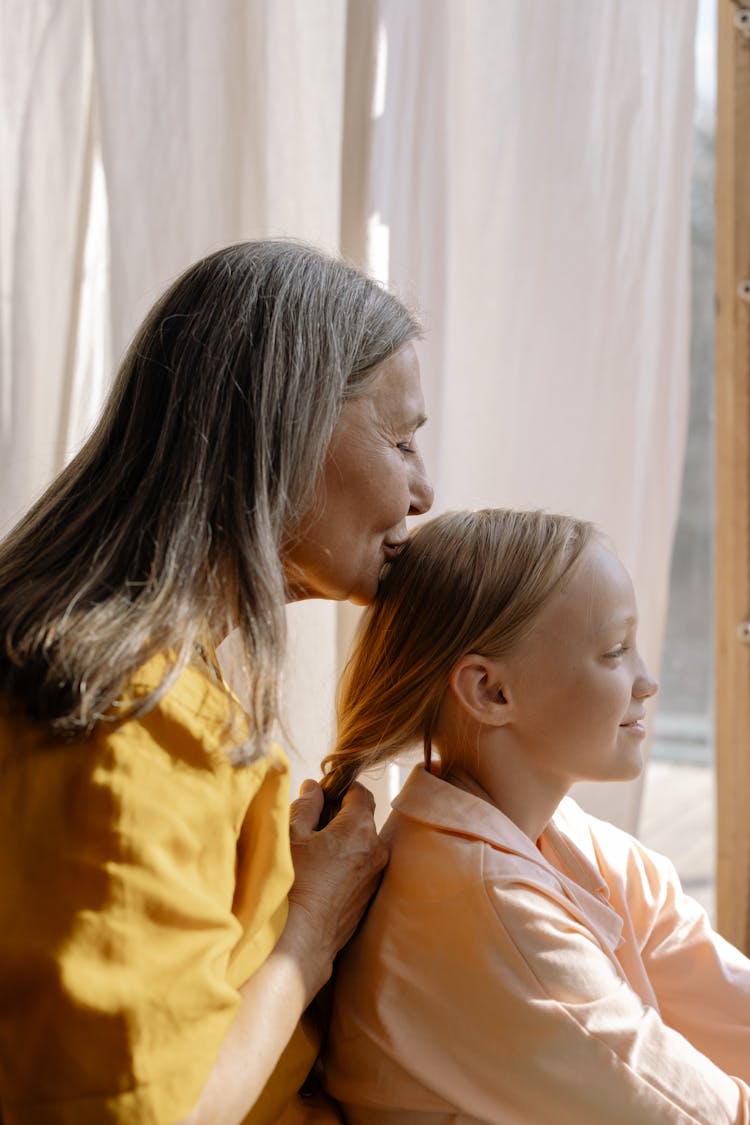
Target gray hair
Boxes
[0,239,421,759]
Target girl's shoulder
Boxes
[552,796,679,900]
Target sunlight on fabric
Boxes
[373,18,388,120]
[366,211,390,284]
[63,145,111,463]
[365,20,390,284]
[387,761,401,803]
[695,0,717,121]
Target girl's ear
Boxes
[448,654,514,727]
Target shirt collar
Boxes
[391,765,624,951]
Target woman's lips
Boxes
[382,541,408,562]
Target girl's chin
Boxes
[614,747,646,781]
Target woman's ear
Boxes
[448,654,514,727]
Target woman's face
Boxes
[284,343,433,605]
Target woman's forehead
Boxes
[368,344,426,420]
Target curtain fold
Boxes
[0,0,96,533]
[92,0,347,362]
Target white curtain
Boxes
[342,0,696,830]
[0,0,696,832]
[0,0,103,534]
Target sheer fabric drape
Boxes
[0,0,696,832]
[0,0,103,534]
[342,0,696,829]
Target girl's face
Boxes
[501,541,658,791]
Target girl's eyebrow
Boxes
[596,613,638,634]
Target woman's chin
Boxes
[346,580,379,608]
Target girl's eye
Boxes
[604,644,627,659]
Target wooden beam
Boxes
[715,0,750,952]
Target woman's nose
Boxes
[409,456,434,515]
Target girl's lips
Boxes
[620,718,646,735]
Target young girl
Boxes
[320,509,750,1124]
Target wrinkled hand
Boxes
[278,779,388,1002]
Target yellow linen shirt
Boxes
[0,654,322,1124]
[325,765,750,1124]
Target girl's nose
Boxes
[634,658,659,700]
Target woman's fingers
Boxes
[283,780,388,998]
[289,779,324,836]
[322,782,389,885]
[337,780,377,816]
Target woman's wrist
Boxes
[274,901,334,1004]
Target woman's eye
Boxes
[397,441,415,454]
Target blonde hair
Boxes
[321,508,595,807]
[0,240,420,758]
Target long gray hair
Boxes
[0,239,420,759]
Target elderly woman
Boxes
[0,240,433,1124]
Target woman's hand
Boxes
[278,779,389,1002]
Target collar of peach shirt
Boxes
[389,765,625,953]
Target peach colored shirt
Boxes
[324,766,750,1124]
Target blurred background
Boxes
[642,0,716,919]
